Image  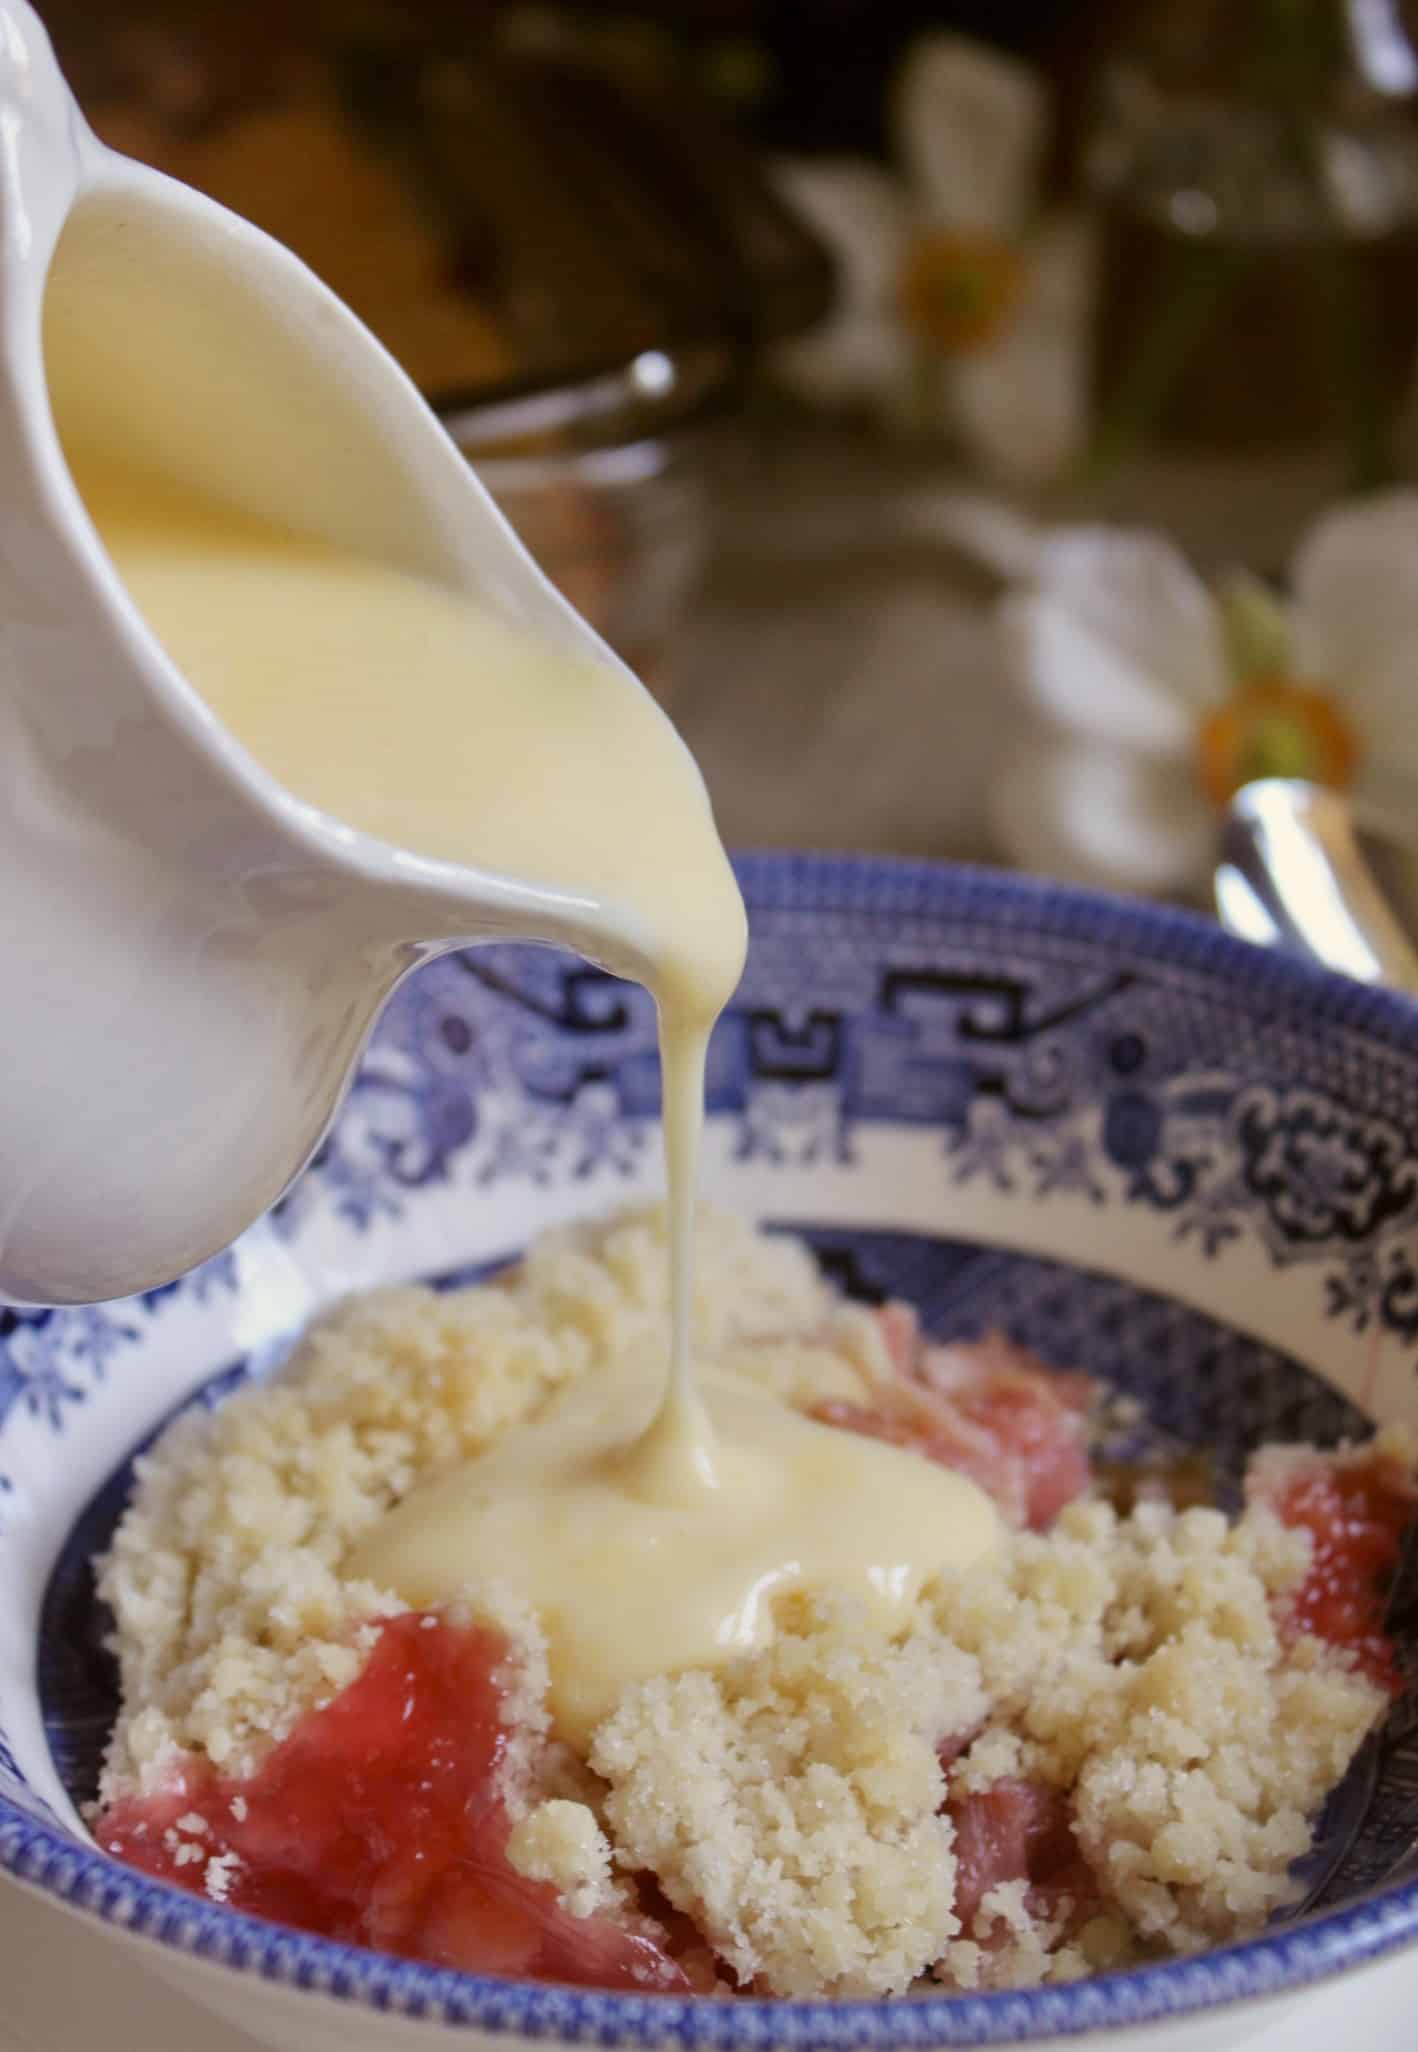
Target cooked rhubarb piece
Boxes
[1251,1446,1416,1694]
[97,1612,686,1991]
[817,1317,1092,1529]
[949,1778,1095,1929]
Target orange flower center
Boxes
[1197,677,1358,807]
[897,229,1022,356]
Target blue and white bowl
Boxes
[5,852,1418,2052]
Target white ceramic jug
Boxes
[0,2,690,1305]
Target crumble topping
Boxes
[505,1800,620,1921]
[95,1205,1402,1997]
[591,1591,983,1997]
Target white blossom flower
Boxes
[773,34,1090,489]
[991,494,1418,896]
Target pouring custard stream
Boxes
[68,456,1001,1737]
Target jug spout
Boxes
[0,2,724,1305]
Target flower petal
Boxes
[950,218,1092,488]
[897,491,1045,582]
[773,157,912,316]
[770,158,914,408]
[989,736,1214,895]
[774,312,912,412]
[1032,527,1228,715]
[893,34,1047,236]
[1001,591,1203,757]
[1291,490,1418,780]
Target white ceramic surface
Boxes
[0,0,698,1307]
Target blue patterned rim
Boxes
[8,852,1418,2043]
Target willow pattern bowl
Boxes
[4,853,1418,2052]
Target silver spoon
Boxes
[1216,778,1418,992]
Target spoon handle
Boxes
[1215,778,1418,993]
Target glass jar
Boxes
[442,347,729,702]
[1080,0,1418,561]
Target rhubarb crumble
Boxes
[94,1206,1413,1997]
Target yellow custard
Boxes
[347,1353,998,1747]
[68,464,748,1029]
[68,455,1001,1735]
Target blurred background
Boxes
[40,0,1418,894]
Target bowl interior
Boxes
[6,852,1418,2042]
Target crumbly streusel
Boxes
[97,1205,1396,1997]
